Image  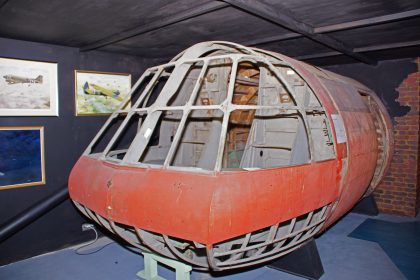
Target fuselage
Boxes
[69,41,393,270]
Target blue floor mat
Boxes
[348,218,420,280]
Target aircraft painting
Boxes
[3,74,43,84]
[83,82,123,101]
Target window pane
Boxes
[223,109,256,169]
[106,112,147,161]
[223,110,309,170]
[89,114,126,155]
[233,62,295,106]
[275,66,320,107]
[170,109,223,170]
[167,62,204,106]
[193,58,232,106]
[233,62,259,105]
[137,66,174,108]
[139,110,182,165]
[129,72,154,108]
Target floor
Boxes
[0,212,418,280]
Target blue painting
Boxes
[0,127,44,189]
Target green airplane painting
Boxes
[83,82,123,101]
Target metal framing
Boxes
[84,43,331,173]
[73,200,329,270]
[69,41,394,271]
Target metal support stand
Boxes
[137,251,192,280]
[352,194,379,216]
[267,239,324,280]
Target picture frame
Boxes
[0,57,58,116]
[74,70,131,116]
[0,126,45,190]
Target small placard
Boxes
[331,114,347,143]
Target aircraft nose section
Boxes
[69,156,334,270]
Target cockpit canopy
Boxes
[85,42,335,172]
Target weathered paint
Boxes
[69,156,339,244]
[69,41,393,268]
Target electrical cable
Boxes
[74,226,147,256]
[75,227,115,255]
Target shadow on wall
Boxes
[325,58,417,119]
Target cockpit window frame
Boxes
[84,52,336,172]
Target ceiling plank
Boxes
[296,40,420,60]
[244,9,420,46]
[241,32,300,46]
[357,40,420,52]
[224,0,376,65]
[80,1,229,52]
[0,0,10,10]
[155,40,420,66]
[315,8,420,33]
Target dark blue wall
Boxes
[0,36,417,266]
[325,58,417,119]
[0,37,155,265]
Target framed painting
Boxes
[0,57,58,116]
[0,126,45,190]
[74,70,131,116]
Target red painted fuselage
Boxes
[69,42,392,270]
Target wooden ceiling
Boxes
[0,0,419,65]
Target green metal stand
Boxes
[137,251,192,280]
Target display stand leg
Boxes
[137,251,192,280]
[352,194,379,216]
[267,239,324,280]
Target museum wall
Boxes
[0,37,157,265]
[325,58,420,216]
[1,35,419,266]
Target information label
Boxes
[331,114,347,143]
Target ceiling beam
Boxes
[315,8,420,33]
[243,8,420,46]
[80,1,229,52]
[224,0,376,65]
[150,39,420,66]
[241,33,300,46]
[296,40,420,60]
[0,0,10,10]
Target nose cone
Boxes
[69,155,339,245]
[69,154,338,270]
[68,41,393,270]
